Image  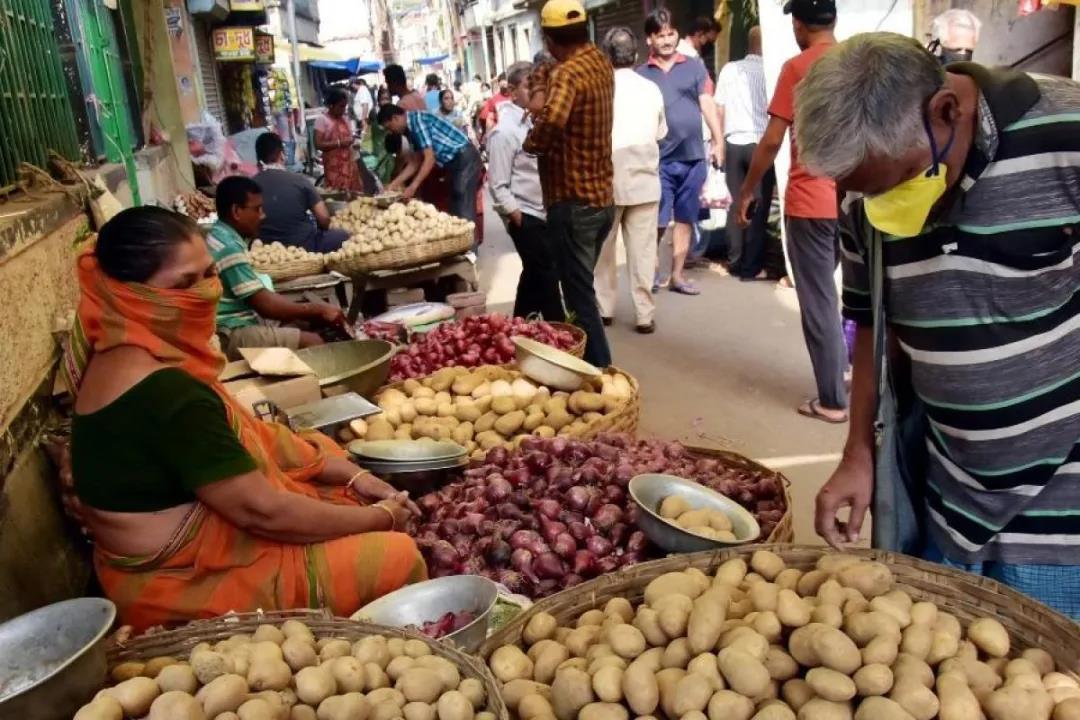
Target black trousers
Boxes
[547,201,614,367]
[725,140,776,277]
[446,144,482,222]
[507,213,565,322]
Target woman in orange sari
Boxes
[66,206,426,631]
[315,88,362,192]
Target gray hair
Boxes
[601,26,638,68]
[931,8,981,44]
[506,61,532,88]
[794,32,945,180]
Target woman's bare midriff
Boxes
[83,503,197,557]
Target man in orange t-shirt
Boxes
[736,0,848,424]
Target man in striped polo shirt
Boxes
[796,32,1080,617]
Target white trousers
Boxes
[594,201,660,326]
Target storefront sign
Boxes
[229,0,265,10]
[254,31,275,64]
[213,26,256,61]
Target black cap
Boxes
[783,0,836,24]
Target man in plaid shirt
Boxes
[379,104,483,225]
[524,0,615,367]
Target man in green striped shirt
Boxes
[208,176,346,360]
[796,32,1080,618]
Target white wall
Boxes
[759,0,915,208]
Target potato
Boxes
[365,662,391,690]
[621,660,659,715]
[354,636,391,668]
[248,658,291,692]
[660,495,691,519]
[278,637,317,672]
[753,612,784,643]
[718,647,771,698]
[853,697,914,720]
[782,679,816,713]
[552,668,594,720]
[149,662,196,694]
[707,690,755,720]
[660,637,692,669]
[1055,698,1080,720]
[861,635,900,667]
[889,680,939,720]
[632,607,668,647]
[935,671,982,720]
[796,570,830,598]
[763,647,799,682]
[236,698,276,720]
[601,598,633,624]
[688,593,728,654]
[75,697,124,720]
[292,665,334,706]
[491,395,518,415]
[654,594,692,638]
[967,618,1010,658]
[590,665,624,703]
[104,676,160,717]
[836,562,893,599]
[851,664,893,697]
[796,698,852,720]
[453,679,484,711]
[983,685,1052,720]
[518,693,553,720]
[436,691,474,720]
[316,693,369,720]
[892,654,934,690]
[805,667,857,702]
[191,651,235,685]
[396,667,444,703]
[579,702,629,720]
[110,661,146,683]
[656,667,687,718]
[533,642,570,684]
[812,627,861,674]
[715,558,749,587]
[676,509,713,530]
[404,703,436,720]
[727,631,770,663]
[751,551,786,581]
[644,572,704,605]
[899,625,931,662]
[671,672,714,716]
[750,583,781,613]
[415,657,459,692]
[788,624,827,667]
[926,630,959,665]
[777,590,812,628]
[599,623,643,660]
[147,691,206,720]
[1018,648,1054,676]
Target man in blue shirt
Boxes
[379,104,483,225]
[637,8,724,296]
[424,73,443,112]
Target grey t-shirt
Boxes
[253,169,320,247]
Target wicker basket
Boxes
[479,544,1080,674]
[684,445,794,544]
[328,232,473,275]
[547,321,586,359]
[252,256,327,282]
[106,609,508,719]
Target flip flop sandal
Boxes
[669,281,701,296]
[797,398,848,424]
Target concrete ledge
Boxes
[0,190,88,265]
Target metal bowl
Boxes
[512,336,600,391]
[350,576,498,652]
[348,439,467,463]
[629,474,760,554]
[356,457,468,496]
[295,339,395,399]
[0,598,117,720]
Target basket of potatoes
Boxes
[349,366,639,459]
[249,240,326,282]
[480,544,1080,720]
[78,610,507,720]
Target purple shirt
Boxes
[636,54,707,163]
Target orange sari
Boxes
[65,251,426,631]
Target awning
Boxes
[417,53,450,66]
[308,58,385,74]
[273,39,344,63]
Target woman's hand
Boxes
[375,498,412,530]
[350,473,421,516]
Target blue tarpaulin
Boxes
[308,58,385,75]
[417,54,450,66]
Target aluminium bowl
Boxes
[629,473,760,554]
[512,336,600,391]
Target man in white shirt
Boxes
[594,26,668,334]
[487,61,564,321]
[715,26,774,280]
[352,78,374,126]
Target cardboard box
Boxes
[223,374,322,418]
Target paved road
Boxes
[475,210,851,545]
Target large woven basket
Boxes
[684,445,794,544]
[547,321,586,359]
[479,544,1080,674]
[253,256,326,282]
[107,609,508,720]
[328,232,472,275]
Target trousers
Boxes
[725,140,776,277]
[506,213,565,322]
[785,216,848,410]
[547,201,614,367]
[594,202,660,326]
[445,144,482,222]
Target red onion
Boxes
[430,540,461,570]
[484,538,512,565]
[573,549,596,576]
[627,530,648,553]
[510,530,546,555]
[552,533,577,561]
[620,551,643,567]
[497,503,524,521]
[535,498,561,520]
[595,555,619,574]
[567,521,592,542]
[540,520,567,544]
[592,504,624,531]
[563,573,583,588]
[586,535,614,557]
[485,476,512,502]
[608,523,629,547]
[566,486,590,512]
[533,552,565,580]
[510,548,537,582]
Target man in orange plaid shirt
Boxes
[524,0,615,367]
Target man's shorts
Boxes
[658,159,709,227]
[220,324,303,361]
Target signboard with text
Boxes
[254,31,275,64]
[213,26,255,61]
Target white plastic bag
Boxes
[701,165,731,209]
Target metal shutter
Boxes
[193,19,225,125]
[591,0,647,60]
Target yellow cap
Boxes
[541,0,587,27]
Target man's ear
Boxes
[928,88,960,125]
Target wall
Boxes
[164,0,205,125]
[0,192,94,621]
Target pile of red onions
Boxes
[409,433,786,597]
[386,314,580,381]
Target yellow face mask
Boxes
[864,115,955,238]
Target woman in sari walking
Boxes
[315,87,362,192]
[67,206,426,631]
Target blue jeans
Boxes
[923,536,1080,620]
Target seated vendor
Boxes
[378,104,483,221]
[209,175,346,360]
[254,132,350,253]
[68,206,426,631]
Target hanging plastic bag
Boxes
[701,165,731,209]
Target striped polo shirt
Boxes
[841,64,1080,565]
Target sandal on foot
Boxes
[669,280,700,296]
[797,399,848,424]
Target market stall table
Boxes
[343,254,479,324]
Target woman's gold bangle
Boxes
[347,471,368,496]
[373,502,396,531]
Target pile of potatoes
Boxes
[249,241,325,269]
[657,496,738,542]
[345,367,636,459]
[328,199,474,259]
[74,621,496,720]
[486,552,1080,720]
